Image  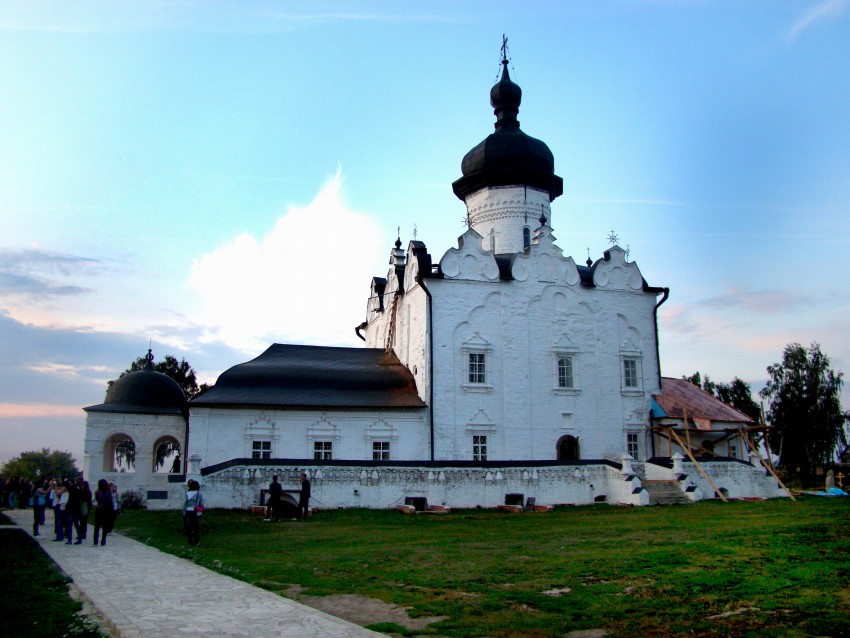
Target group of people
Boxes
[0,475,121,546]
[264,473,311,522]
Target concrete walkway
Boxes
[6,509,385,638]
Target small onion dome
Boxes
[85,361,188,419]
[452,59,563,202]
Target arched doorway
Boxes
[153,436,182,474]
[104,434,136,472]
[557,435,580,461]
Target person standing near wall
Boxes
[298,472,311,521]
[183,479,204,546]
[267,475,282,522]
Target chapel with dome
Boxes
[83,47,786,509]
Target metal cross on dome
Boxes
[607,230,620,246]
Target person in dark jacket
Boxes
[92,479,115,546]
[267,475,282,522]
[298,473,311,521]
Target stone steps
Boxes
[641,480,690,505]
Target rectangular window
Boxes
[729,443,738,459]
[472,435,487,461]
[252,440,271,460]
[557,355,574,388]
[313,441,333,461]
[468,352,486,384]
[627,433,639,459]
[372,441,390,461]
[623,358,638,388]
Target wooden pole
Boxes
[668,428,728,502]
[739,428,796,502]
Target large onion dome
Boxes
[452,57,563,201]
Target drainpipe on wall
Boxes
[416,272,435,462]
[652,287,670,389]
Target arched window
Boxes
[523,226,531,250]
[557,435,580,461]
[153,436,182,473]
[104,434,136,473]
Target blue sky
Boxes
[1,0,848,466]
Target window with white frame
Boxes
[372,441,390,461]
[472,434,488,461]
[313,441,333,461]
[623,357,639,388]
[251,440,271,460]
[557,354,575,389]
[729,443,738,459]
[627,432,640,459]
[468,352,486,384]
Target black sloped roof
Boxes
[191,344,425,409]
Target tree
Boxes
[0,448,80,481]
[760,342,845,481]
[682,372,760,421]
[108,351,209,400]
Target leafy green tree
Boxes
[760,342,845,480]
[0,448,80,481]
[683,372,760,421]
[108,352,208,400]
[683,371,716,396]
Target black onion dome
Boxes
[85,358,188,418]
[453,59,563,201]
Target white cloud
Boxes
[189,169,387,353]
[787,0,849,40]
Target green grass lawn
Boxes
[117,498,850,637]
[0,512,107,638]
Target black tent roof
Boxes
[191,344,425,410]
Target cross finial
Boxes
[607,229,620,246]
[413,223,418,240]
[501,34,509,63]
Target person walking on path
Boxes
[183,479,204,546]
[54,481,73,543]
[267,475,282,522]
[67,478,84,544]
[32,479,48,536]
[299,472,311,521]
[48,479,62,538]
[77,478,92,541]
[92,479,115,546]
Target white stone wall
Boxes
[428,229,662,463]
[157,461,646,511]
[682,459,788,500]
[188,407,429,467]
[83,411,187,500]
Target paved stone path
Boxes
[6,509,385,638]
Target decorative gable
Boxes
[511,225,580,285]
[439,228,500,281]
[592,245,644,290]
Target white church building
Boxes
[83,54,786,511]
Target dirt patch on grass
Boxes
[283,585,449,631]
